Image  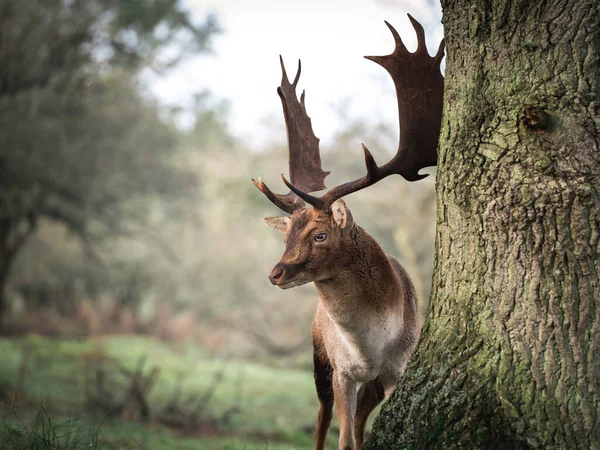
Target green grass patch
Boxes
[0,334,339,449]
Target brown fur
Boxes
[266,200,420,450]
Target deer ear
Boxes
[264,216,291,233]
[331,199,354,229]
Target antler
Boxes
[252,57,330,214]
[281,15,445,211]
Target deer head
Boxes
[264,199,354,288]
[253,15,444,289]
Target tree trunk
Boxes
[366,1,600,448]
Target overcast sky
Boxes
[150,0,443,146]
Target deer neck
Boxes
[314,225,401,330]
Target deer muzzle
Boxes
[269,263,285,285]
[268,261,306,289]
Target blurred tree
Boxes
[187,91,235,149]
[0,0,219,327]
[367,0,600,448]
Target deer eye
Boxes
[314,233,327,242]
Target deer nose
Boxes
[269,265,284,285]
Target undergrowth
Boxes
[0,406,103,450]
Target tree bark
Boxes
[366,0,600,448]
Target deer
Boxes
[252,15,444,450]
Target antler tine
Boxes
[280,16,444,210]
[279,55,301,88]
[434,38,445,66]
[293,60,301,87]
[283,143,388,211]
[364,21,408,66]
[318,144,380,209]
[407,13,426,53]
[281,174,325,210]
[317,144,428,210]
[252,177,304,214]
[384,20,408,54]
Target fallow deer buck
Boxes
[252,15,444,450]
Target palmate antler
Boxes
[252,57,329,214]
[254,15,444,213]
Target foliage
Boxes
[0,0,219,316]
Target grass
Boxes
[0,334,338,449]
[0,407,102,450]
[0,406,305,449]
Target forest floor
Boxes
[0,334,345,449]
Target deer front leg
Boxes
[354,379,385,447]
[313,348,333,450]
[333,371,358,450]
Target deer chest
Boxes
[329,317,400,383]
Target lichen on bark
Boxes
[366,0,600,448]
